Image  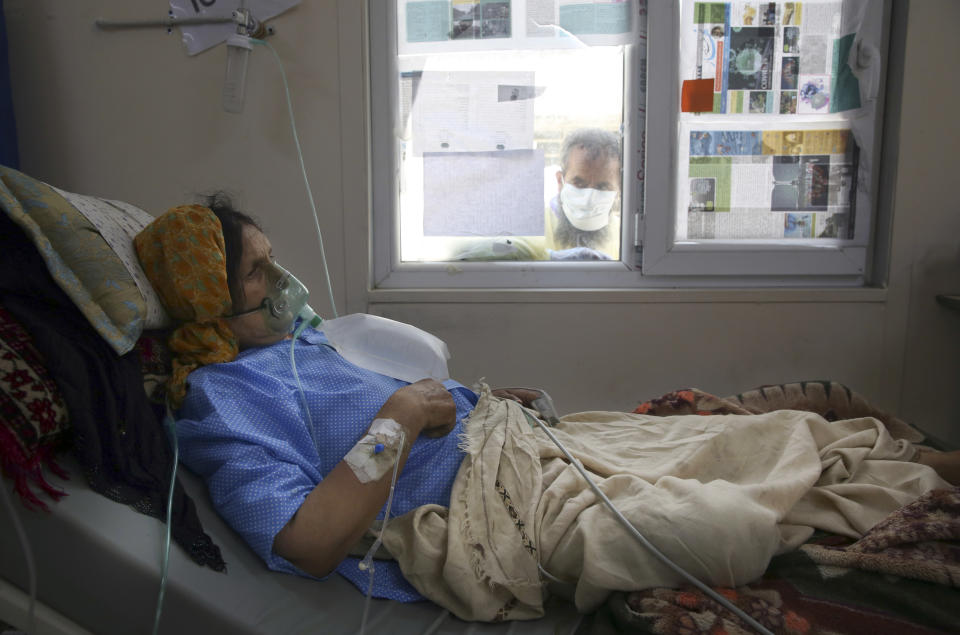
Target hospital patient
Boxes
[134,201,959,621]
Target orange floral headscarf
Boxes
[134,205,239,408]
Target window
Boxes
[370,0,890,289]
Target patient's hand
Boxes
[381,378,457,438]
[275,379,455,579]
[491,388,541,408]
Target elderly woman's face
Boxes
[229,224,290,350]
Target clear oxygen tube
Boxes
[514,388,774,635]
[290,304,410,635]
[153,35,339,635]
[152,405,179,635]
[291,305,321,450]
[357,428,406,635]
[148,32,772,632]
[244,29,768,635]
[0,467,36,635]
[252,37,338,319]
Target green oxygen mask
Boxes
[232,263,449,383]
[229,262,321,335]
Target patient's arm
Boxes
[272,378,456,578]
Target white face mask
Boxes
[560,183,617,232]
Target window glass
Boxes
[680,125,859,240]
[671,0,877,245]
[393,0,640,263]
[371,0,888,288]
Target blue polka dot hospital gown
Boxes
[176,325,478,601]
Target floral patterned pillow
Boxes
[0,165,170,356]
[0,305,70,510]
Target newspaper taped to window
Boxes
[680,0,871,114]
[679,126,859,240]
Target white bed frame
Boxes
[1,457,585,635]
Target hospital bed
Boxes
[2,166,958,634]
[0,166,589,635]
[0,454,584,635]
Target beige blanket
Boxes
[380,387,949,622]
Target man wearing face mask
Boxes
[546,128,622,261]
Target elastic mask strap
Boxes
[225,294,287,320]
[153,401,179,635]
[224,270,291,321]
[224,299,267,320]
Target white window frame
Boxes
[369,0,890,290]
[642,0,887,280]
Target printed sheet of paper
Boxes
[680,0,865,115]
[411,71,535,155]
[550,0,635,41]
[169,0,300,56]
[399,0,638,54]
[679,124,858,240]
[422,149,545,236]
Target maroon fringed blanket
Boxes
[0,305,69,510]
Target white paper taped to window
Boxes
[422,149,546,236]
[412,71,536,155]
[169,0,300,56]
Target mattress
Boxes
[0,456,585,634]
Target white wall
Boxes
[5,0,351,315]
[885,0,960,446]
[5,1,959,444]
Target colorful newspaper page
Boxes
[680,0,862,114]
[680,126,859,240]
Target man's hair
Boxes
[560,128,622,173]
